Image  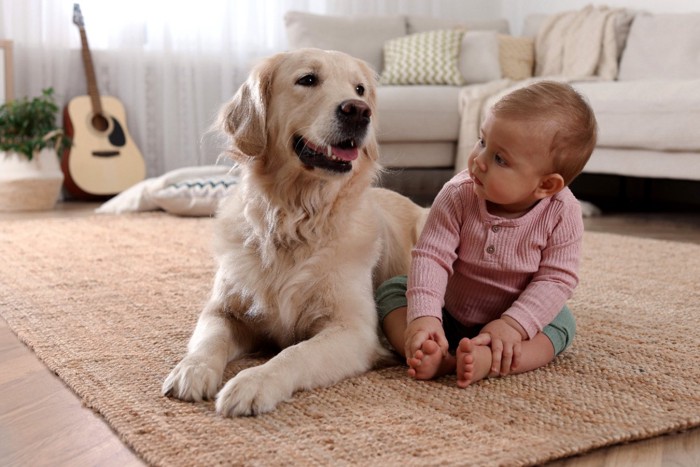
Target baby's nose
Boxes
[473,153,487,171]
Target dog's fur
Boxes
[162,48,428,416]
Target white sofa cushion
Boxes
[376,85,462,142]
[574,80,700,152]
[284,11,406,73]
[459,31,502,84]
[618,13,700,80]
[407,16,509,35]
[584,147,700,181]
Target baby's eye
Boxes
[477,137,485,148]
[494,154,507,166]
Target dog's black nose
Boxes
[337,100,371,125]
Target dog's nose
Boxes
[337,100,372,124]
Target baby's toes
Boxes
[407,355,423,369]
[421,339,440,355]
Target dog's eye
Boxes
[296,74,318,87]
[356,84,365,96]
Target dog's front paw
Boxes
[162,355,222,402]
[215,366,291,417]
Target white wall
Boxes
[500,0,700,35]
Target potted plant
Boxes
[0,88,70,211]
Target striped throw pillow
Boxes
[381,29,465,85]
[151,174,239,217]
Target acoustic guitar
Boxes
[62,3,146,199]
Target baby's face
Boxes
[468,111,556,215]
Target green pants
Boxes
[375,275,575,355]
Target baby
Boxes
[376,81,597,387]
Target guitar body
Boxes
[62,95,146,198]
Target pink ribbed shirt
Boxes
[406,171,583,339]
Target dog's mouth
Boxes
[293,135,360,173]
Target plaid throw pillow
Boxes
[381,29,465,85]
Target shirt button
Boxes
[491,225,501,233]
[486,245,495,254]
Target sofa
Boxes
[284,8,700,205]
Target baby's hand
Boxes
[479,318,524,376]
[404,316,448,363]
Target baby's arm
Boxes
[404,183,462,364]
[502,202,583,339]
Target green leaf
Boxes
[0,88,71,160]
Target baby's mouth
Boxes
[470,171,483,186]
[470,160,483,186]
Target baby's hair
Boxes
[492,81,597,185]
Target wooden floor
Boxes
[1,201,699,467]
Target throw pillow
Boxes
[381,29,465,85]
[150,174,238,217]
[498,35,535,80]
[95,165,239,216]
[458,30,502,83]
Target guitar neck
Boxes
[78,27,103,116]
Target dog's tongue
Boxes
[331,145,359,162]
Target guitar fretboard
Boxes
[78,27,103,116]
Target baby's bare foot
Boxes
[407,339,454,380]
[456,338,492,388]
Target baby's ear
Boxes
[535,174,565,199]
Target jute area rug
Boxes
[0,213,698,466]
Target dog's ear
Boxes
[357,59,380,163]
[356,59,379,114]
[220,55,280,161]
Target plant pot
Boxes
[0,148,64,211]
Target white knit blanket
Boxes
[535,5,628,80]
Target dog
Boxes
[162,48,428,416]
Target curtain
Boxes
[0,0,496,176]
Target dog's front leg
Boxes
[216,321,380,417]
[162,291,253,402]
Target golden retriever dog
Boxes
[162,48,427,417]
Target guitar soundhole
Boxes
[91,114,109,132]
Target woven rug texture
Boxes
[0,213,698,466]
